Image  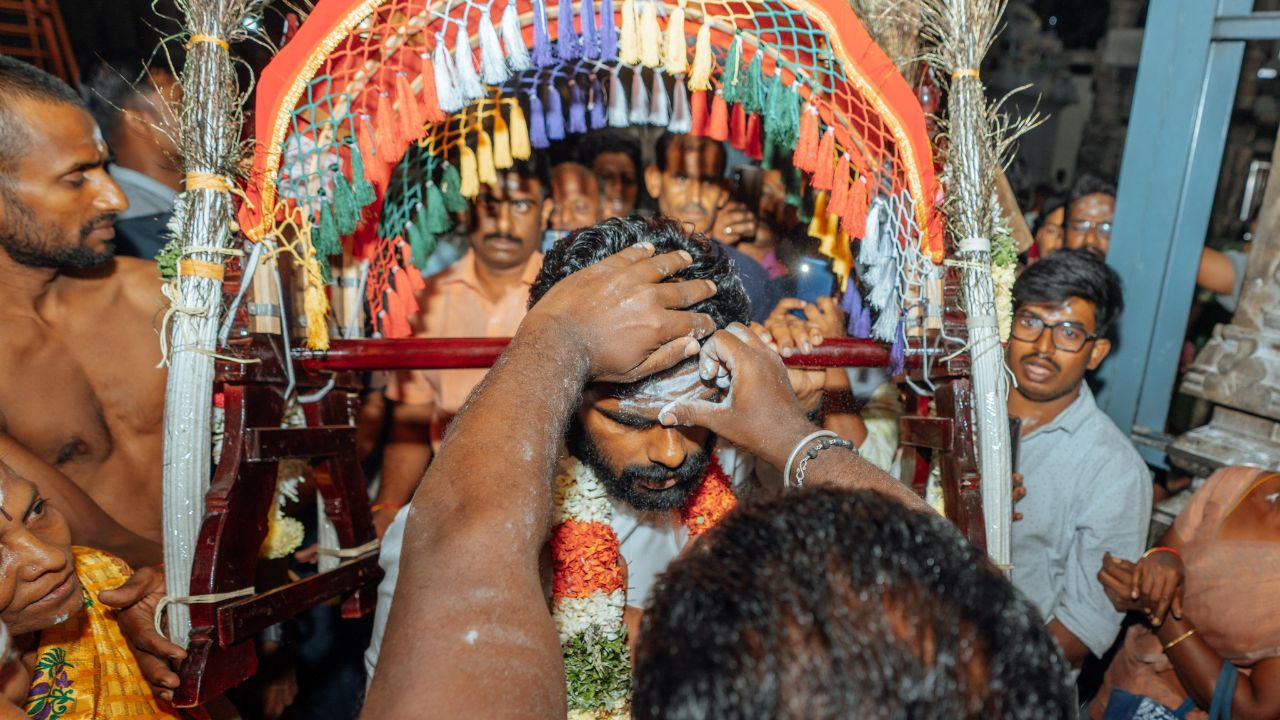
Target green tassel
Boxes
[406,217,435,269]
[783,84,801,148]
[350,144,377,207]
[742,52,764,114]
[425,184,452,235]
[316,254,333,285]
[314,204,342,259]
[760,129,776,171]
[441,163,467,213]
[721,36,743,105]
[797,183,814,224]
[331,172,360,235]
[786,163,804,209]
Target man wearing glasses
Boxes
[1064,173,1116,256]
[1006,249,1151,669]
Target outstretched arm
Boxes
[362,245,718,718]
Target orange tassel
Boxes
[793,107,819,173]
[357,118,393,190]
[393,268,420,318]
[418,55,447,124]
[813,128,836,191]
[745,112,763,160]
[843,177,868,239]
[398,241,428,292]
[396,73,423,146]
[690,89,709,136]
[729,102,747,151]
[707,91,729,142]
[374,92,401,165]
[828,153,851,217]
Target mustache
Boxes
[616,450,708,486]
[482,233,524,245]
[80,214,117,236]
[1019,352,1060,373]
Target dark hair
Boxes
[507,151,553,198]
[1067,173,1116,208]
[84,58,168,146]
[634,488,1075,720]
[552,160,606,195]
[576,129,642,176]
[653,132,726,175]
[528,215,749,330]
[0,56,85,174]
[1013,248,1124,338]
[1033,195,1067,236]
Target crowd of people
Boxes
[0,50,1276,719]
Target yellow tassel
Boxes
[640,0,661,68]
[688,21,713,90]
[477,129,497,186]
[493,113,513,169]
[663,4,687,75]
[509,102,531,160]
[620,0,640,65]
[303,255,331,351]
[459,144,479,198]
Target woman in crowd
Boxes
[1090,466,1280,719]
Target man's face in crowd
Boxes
[1065,193,1114,256]
[0,465,82,635]
[592,151,639,219]
[569,362,717,512]
[550,163,603,232]
[0,99,127,269]
[644,137,727,235]
[469,171,550,271]
[1034,205,1065,258]
[1006,297,1112,404]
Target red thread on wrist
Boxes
[370,502,402,514]
[1143,546,1181,561]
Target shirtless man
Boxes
[0,57,164,564]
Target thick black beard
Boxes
[566,417,715,512]
[0,194,116,269]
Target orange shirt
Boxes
[387,250,543,444]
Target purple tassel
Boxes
[581,0,600,59]
[568,80,588,134]
[854,308,872,340]
[557,0,581,60]
[532,0,555,67]
[841,281,864,335]
[546,84,566,140]
[599,0,618,60]
[530,92,550,149]
[589,74,607,128]
[888,320,905,376]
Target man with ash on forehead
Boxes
[364,216,753,678]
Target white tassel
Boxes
[454,29,486,100]
[667,76,691,132]
[479,13,511,85]
[629,68,650,125]
[648,69,669,126]
[867,258,896,310]
[608,67,630,127]
[501,1,533,71]
[434,40,463,113]
[859,197,885,266]
[872,295,900,341]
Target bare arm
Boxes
[370,400,434,537]
[1196,247,1237,295]
[0,431,160,566]
[1046,620,1090,667]
[361,245,718,718]
[1157,617,1280,718]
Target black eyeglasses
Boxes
[1011,312,1098,353]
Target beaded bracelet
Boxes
[793,436,857,488]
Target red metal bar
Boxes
[295,337,896,371]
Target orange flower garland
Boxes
[681,456,737,539]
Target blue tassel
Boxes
[545,85,566,140]
[532,0,555,66]
[842,281,864,335]
[568,80,588,134]
[599,0,617,60]
[888,320,905,376]
[530,92,550,148]
[589,74,607,128]
[581,0,600,58]
[854,308,872,339]
[558,0,580,60]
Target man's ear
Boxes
[1086,337,1112,371]
[643,164,663,201]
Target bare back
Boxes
[0,258,167,541]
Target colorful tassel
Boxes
[349,144,377,207]
[568,80,588,134]
[459,144,480,198]
[581,0,600,58]
[558,0,580,60]
[854,306,872,340]
[745,112,763,160]
[532,0,555,66]
[667,77,691,132]
[686,21,713,91]
[793,106,819,173]
[607,67,629,127]
[406,219,433,268]
[331,173,359,235]
[493,113,514,168]
[546,85,566,140]
[425,182,452,233]
[501,1,533,71]
[648,70,670,126]
[707,90,729,141]
[639,0,661,68]
[828,153,851,217]
[664,4,687,75]
[887,320,905,375]
[395,73,424,142]
[844,178,868,239]
[454,29,486,100]
[813,128,836,190]
[433,40,463,113]
[418,54,447,123]
[314,204,341,257]
[373,93,400,163]
[600,0,618,59]
[303,256,331,350]
[629,68,650,125]
[720,35,743,102]
[479,11,511,85]
[841,281,864,337]
[729,101,747,150]
[689,89,708,136]
[589,74,607,128]
[742,51,764,114]
[619,0,639,64]
[529,91,550,148]
[441,162,468,212]
[509,102,532,159]
[476,130,497,186]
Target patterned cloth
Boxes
[24,547,178,720]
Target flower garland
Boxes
[552,456,737,719]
